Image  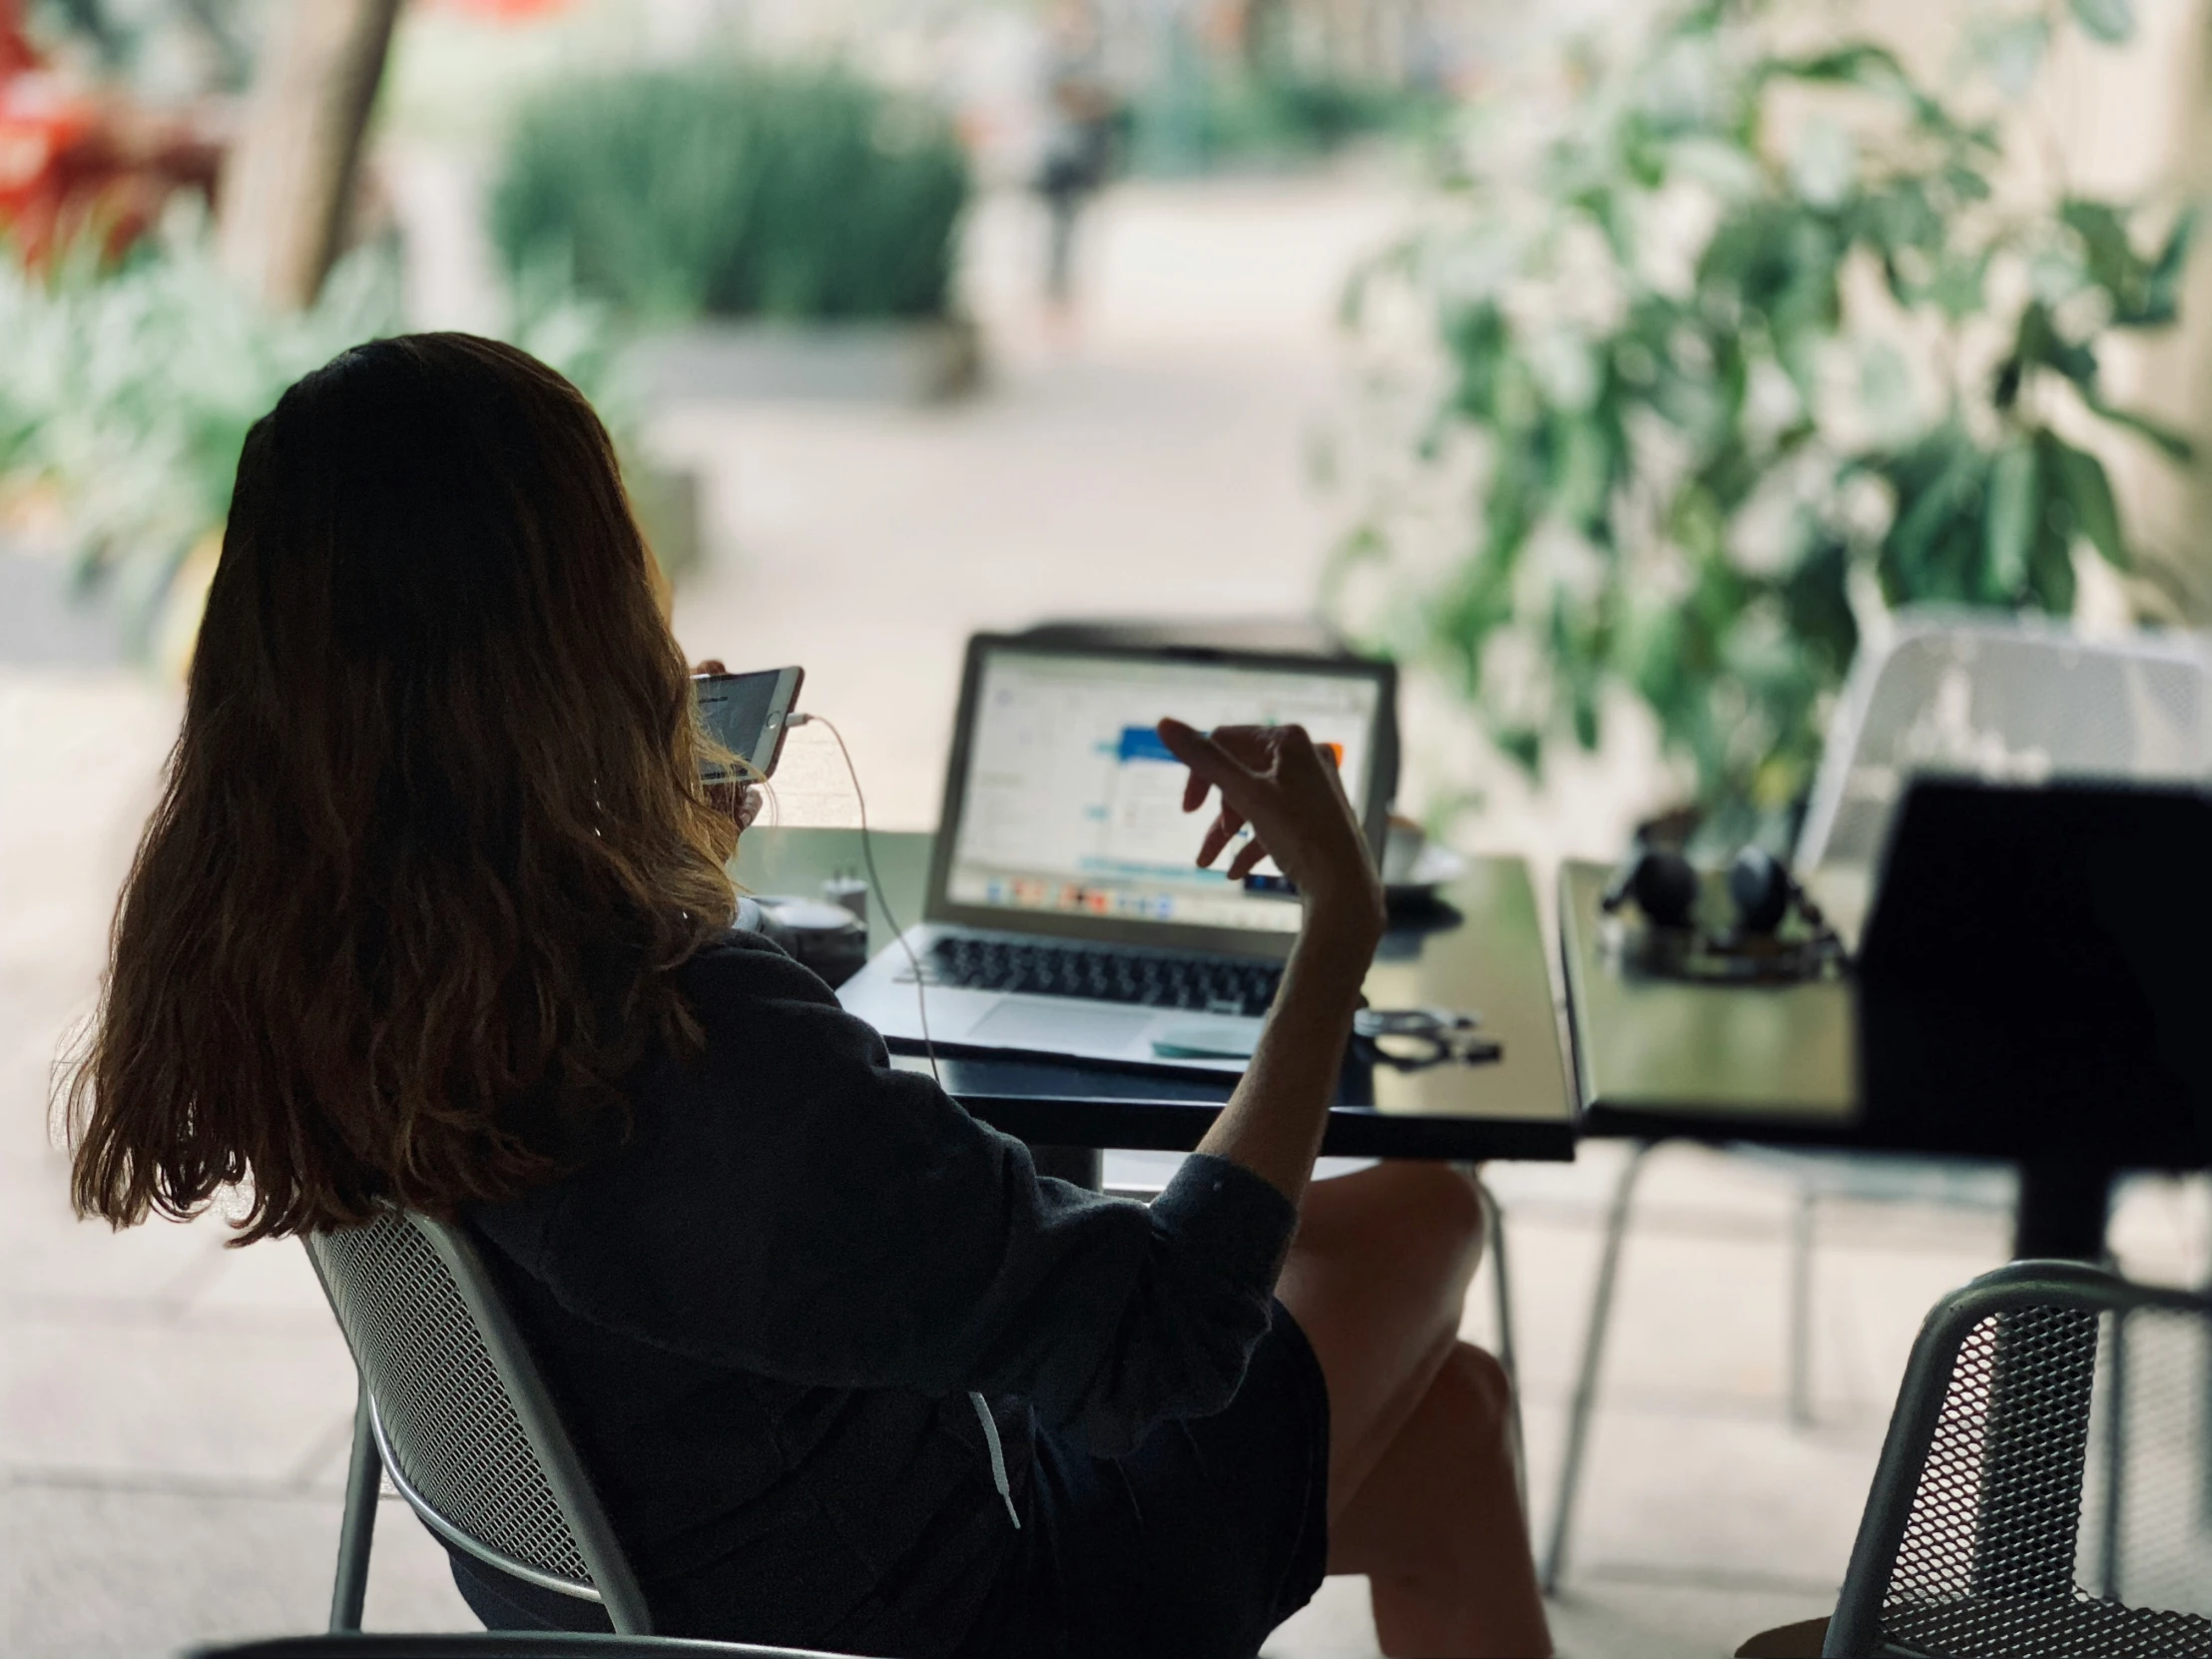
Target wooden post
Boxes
[217,0,405,309]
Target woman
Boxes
[67,334,1549,1658]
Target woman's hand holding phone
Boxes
[693,659,764,835]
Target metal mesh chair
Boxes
[1767,1260,2212,1658]
[302,1208,651,1633]
[186,1641,842,1659]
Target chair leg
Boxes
[1540,1139,1653,1596]
[1788,1179,1817,1428]
[329,1375,381,1632]
[1478,1177,1527,1513]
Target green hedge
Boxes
[490,62,970,324]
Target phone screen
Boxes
[693,667,802,780]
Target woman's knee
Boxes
[1281,1164,1489,1385]
[1362,1161,1488,1285]
[1442,1340,1513,1424]
[1309,1159,1483,1246]
[1425,1344,1521,1472]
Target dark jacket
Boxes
[462,928,1298,1653]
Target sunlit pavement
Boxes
[5,172,2206,1656]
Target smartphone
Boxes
[692,666,805,782]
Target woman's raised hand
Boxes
[1155,718,1385,945]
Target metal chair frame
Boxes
[1823,1260,2212,1658]
[188,1641,843,1659]
[304,1210,654,1634]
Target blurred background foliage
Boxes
[1128,12,1445,177]
[1129,48,1434,173]
[0,223,622,657]
[1330,0,2198,836]
[22,0,262,92]
[489,61,971,323]
[1193,62,1436,165]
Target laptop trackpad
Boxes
[968,1000,1153,1054]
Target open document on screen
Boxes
[945,650,1382,934]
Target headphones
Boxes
[1599,817,1844,984]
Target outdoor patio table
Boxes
[1555,857,2210,1263]
[1549,851,2212,1598]
[734,826,1578,1183]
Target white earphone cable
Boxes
[788,713,939,1085]
[790,714,1018,1528]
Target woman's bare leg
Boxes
[1277,1161,1480,1505]
[1331,1343,1552,1657]
[1275,1162,1550,1659]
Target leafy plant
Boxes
[0,224,624,656]
[1199,66,1435,164]
[1329,0,2196,834]
[1131,24,1444,177]
[489,61,971,323]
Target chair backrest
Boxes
[1826,1261,2212,1658]
[1795,612,2212,873]
[303,1209,652,1631]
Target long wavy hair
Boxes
[66,333,738,1244]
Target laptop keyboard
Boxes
[921,936,1284,1017]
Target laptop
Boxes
[836,634,1397,1073]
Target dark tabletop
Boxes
[1557,857,1867,1141]
[736,827,1576,1161]
[1557,858,1862,1145]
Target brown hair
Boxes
[66,333,738,1243]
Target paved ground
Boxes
[6,171,2209,1657]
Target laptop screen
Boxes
[939,644,1387,937]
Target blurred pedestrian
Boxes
[1036,0,1116,316]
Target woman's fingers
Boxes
[1196,804,1249,867]
[1225,836,1272,881]
[1158,717,1256,814]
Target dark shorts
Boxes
[973,1299,1332,1659]
[454,1302,1332,1657]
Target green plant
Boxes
[489,61,970,323]
[0,227,624,656]
[1200,66,1430,162]
[1329,0,2196,834]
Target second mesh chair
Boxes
[1739,1260,2212,1659]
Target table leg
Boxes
[1479,1178,1527,1514]
[1539,1139,1652,1595]
[2012,1161,2113,1262]
[1963,1163,2110,1606]
[1029,1144,1103,1192]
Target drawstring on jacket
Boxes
[968,1391,1022,1529]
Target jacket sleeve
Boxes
[492,933,1300,1457]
